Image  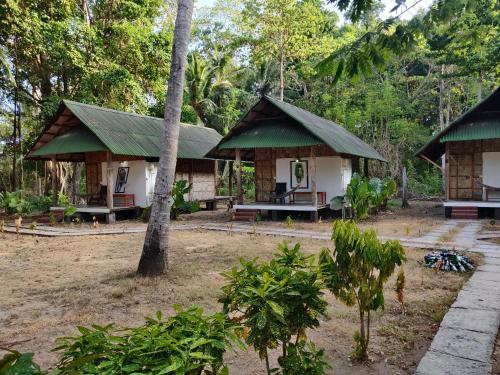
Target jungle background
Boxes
[0,0,499,202]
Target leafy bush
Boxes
[319,220,406,360]
[171,180,200,220]
[343,173,397,219]
[345,173,371,219]
[277,342,331,375]
[26,195,52,212]
[53,306,241,375]
[0,191,32,214]
[220,242,327,374]
[0,347,46,375]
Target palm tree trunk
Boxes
[137,0,194,277]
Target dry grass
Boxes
[0,226,478,375]
[438,223,466,243]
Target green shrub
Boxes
[0,191,32,214]
[277,341,331,375]
[171,180,200,220]
[53,306,241,375]
[319,220,406,360]
[220,242,327,374]
[344,174,397,219]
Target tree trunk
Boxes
[279,46,284,101]
[359,309,368,360]
[137,0,194,277]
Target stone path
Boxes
[415,222,500,375]
[419,220,463,243]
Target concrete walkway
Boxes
[416,222,500,375]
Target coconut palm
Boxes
[137,0,195,277]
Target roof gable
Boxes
[417,87,500,161]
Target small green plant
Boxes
[49,212,57,226]
[0,347,46,374]
[285,215,293,228]
[171,180,200,220]
[63,205,77,218]
[277,341,331,375]
[319,220,406,360]
[54,306,241,374]
[490,219,496,226]
[220,242,327,374]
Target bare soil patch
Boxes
[0,225,476,375]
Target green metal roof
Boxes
[32,100,222,159]
[417,87,500,162]
[32,127,107,156]
[440,119,500,142]
[211,96,385,161]
[219,120,323,149]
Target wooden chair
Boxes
[270,183,300,204]
[87,185,108,206]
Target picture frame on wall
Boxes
[115,166,129,193]
[290,160,308,189]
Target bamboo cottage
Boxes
[207,96,386,221]
[27,100,222,223]
[417,87,500,219]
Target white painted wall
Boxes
[101,160,149,207]
[483,152,500,199]
[145,163,215,206]
[275,156,352,203]
[101,160,216,207]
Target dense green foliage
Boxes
[52,306,241,374]
[344,173,396,219]
[319,220,406,360]
[0,191,69,214]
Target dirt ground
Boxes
[0,225,478,374]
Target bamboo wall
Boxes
[447,139,500,200]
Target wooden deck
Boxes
[233,202,328,212]
[444,201,500,208]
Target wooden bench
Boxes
[290,191,326,206]
[113,194,135,207]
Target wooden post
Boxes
[106,151,113,209]
[363,158,369,177]
[236,149,242,204]
[228,161,233,197]
[445,143,450,201]
[51,156,57,207]
[310,146,318,222]
[188,159,194,201]
[402,167,409,208]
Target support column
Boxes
[51,156,57,207]
[363,158,369,177]
[188,159,194,201]
[310,146,318,222]
[106,151,113,210]
[236,149,242,204]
